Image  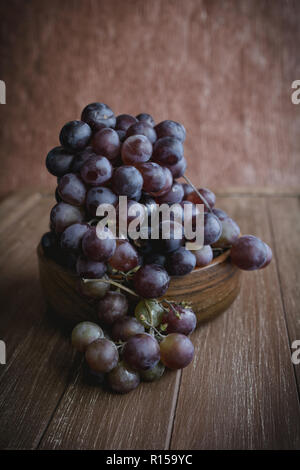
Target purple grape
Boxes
[155,120,186,142]
[125,121,157,144]
[81,102,116,130]
[80,155,113,186]
[76,255,107,279]
[123,333,160,371]
[46,146,74,177]
[78,276,110,299]
[115,114,137,132]
[112,317,145,342]
[121,135,152,165]
[136,113,155,126]
[82,226,116,262]
[108,362,140,394]
[137,162,166,194]
[92,128,120,160]
[149,166,173,197]
[50,202,85,233]
[260,243,272,269]
[59,120,92,151]
[187,187,216,210]
[213,217,240,248]
[60,223,89,253]
[162,305,197,335]
[139,362,165,382]
[71,322,104,353]
[194,245,213,267]
[204,213,222,245]
[57,173,87,206]
[133,264,170,298]
[86,186,118,217]
[230,235,268,271]
[85,338,118,373]
[166,247,196,276]
[97,291,128,325]
[160,333,194,369]
[155,182,184,204]
[165,157,187,178]
[212,208,229,220]
[109,239,140,272]
[112,166,143,197]
[153,136,184,165]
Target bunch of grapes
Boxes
[41,102,272,393]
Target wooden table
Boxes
[0,189,300,450]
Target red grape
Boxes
[76,255,107,279]
[160,333,194,369]
[58,173,87,206]
[112,317,145,342]
[133,264,170,298]
[155,120,186,142]
[71,321,104,352]
[230,235,268,271]
[85,338,118,373]
[153,136,184,165]
[162,305,196,335]
[92,127,120,160]
[108,362,140,394]
[121,134,152,165]
[166,247,196,276]
[81,102,116,130]
[123,333,160,371]
[80,155,113,186]
[97,291,128,325]
[82,226,116,262]
[109,239,140,272]
[186,187,216,210]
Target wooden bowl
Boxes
[37,243,241,327]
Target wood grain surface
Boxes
[0,189,299,450]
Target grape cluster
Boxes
[41,102,273,393]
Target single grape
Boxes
[115,114,137,132]
[186,187,216,210]
[111,165,143,198]
[136,113,155,126]
[85,338,118,373]
[230,235,268,271]
[121,134,152,165]
[144,253,166,267]
[92,127,120,160]
[125,121,157,144]
[80,155,113,186]
[59,120,92,151]
[60,223,89,253]
[139,362,165,382]
[164,157,187,178]
[204,212,222,245]
[155,182,184,204]
[123,333,160,371]
[71,321,104,352]
[260,243,272,269]
[212,208,228,220]
[182,183,194,199]
[72,146,97,173]
[57,173,87,206]
[109,239,140,272]
[212,217,240,248]
[155,120,186,142]
[166,247,196,276]
[41,231,60,259]
[137,162,166,194]
[81,102,116,130]
[50,202,85,233]
[108,362,140,394]
[78,276,110,298]
[86,186,118,217]
[149,166,173,197]
[82,226,116,262]
[152,136,184,166]
[133,264,170,298]
[76,255,107,279]
[97,291,128,325]
[111,317,145,342]
[46,146,74,177]
[162,305,196,335]
[135,299,165,328]
[160,333,194,369]
[194,245,213,267]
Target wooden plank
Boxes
[267,197,300,388]
[170,196,300,449]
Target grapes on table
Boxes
[42,102,272,395]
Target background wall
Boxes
[0,0,299,198]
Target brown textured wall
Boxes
[0,0,299,198]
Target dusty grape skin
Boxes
[111,317,145,342]
[115,114,137,132]
[165,157,187,179]
[186,187,216,210]
[121,134,152,165]
[144,253,166,267]
[97,291,128,325]
[155,120,186,142]
[194,245,213,267]
[60,223,89,253]
[152,136,184,165]
[92,127,121,160]
[212,207,229,220]
[85,338,119,373]
[81,102,116,130]
[57,173,87,206]
[140,362,165,382]
[149,166,173,197]
[108,362,140,394]
[78,276,110,299]
[72,147,97,173]
[260,243,272,269]
[166,247,196,276]
[160,333,194,369]
[46,146,74,177]
[80,155,113,186]
[204,213,222,245]
[155,182,184,204]
[50,202,85,234]
[136,113,155,126]
[82,226,116,262]
[71,321,104,353]
[162,305,197,335]
[125,121,157,144]
[212,217,240,248]
[123,333,160,371]
[108,239,140,272]
[112,165,143,198]
[230,235,267,271]
[133,264,170,298]
[85,186,118,217]
[59,120,92,152]
[76,255,107,279]
[137,162,166,194]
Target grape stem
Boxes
[183,175,213,213]
[82,277,139,297]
